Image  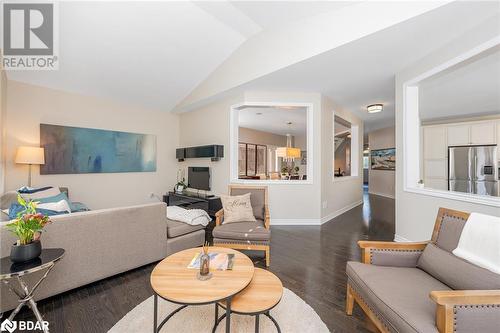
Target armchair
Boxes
[346,207,500,333]
[212,185,271,266]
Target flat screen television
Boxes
[188,167,210,191]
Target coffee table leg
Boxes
[214,303,218,324]
[255,314,260,333]
[265,311,281,333]
[153,294,158,333]
[225,297,231,333]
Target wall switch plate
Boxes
[322,201,328,209]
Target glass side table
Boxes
[0,248,65,333]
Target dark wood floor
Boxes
[7,190,394,333]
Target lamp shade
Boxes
[15,146,45,165]
[276,147,301,159]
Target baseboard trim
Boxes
[368,191,395,199]
[321,200,364,224]
[271,218,322,226]
[394,234,412,242]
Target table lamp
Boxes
[15,146,45,187]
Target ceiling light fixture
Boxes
[367,104,383,114]
[276,122,301,161]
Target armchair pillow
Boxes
[220,193,256,224]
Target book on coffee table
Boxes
[187,253,234,271]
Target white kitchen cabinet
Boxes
[497,121,500,158]
[470,122,496,144]
[423,126,447,159]
[447,125,470,146]
[424,159,447,179]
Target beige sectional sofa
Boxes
[1,201,205,312]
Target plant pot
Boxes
[10,240,42,263]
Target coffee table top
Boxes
[218,268,283,314]
[0,248,65,279]
[150,247,254,304]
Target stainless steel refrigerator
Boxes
[448,145,498,196]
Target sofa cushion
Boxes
[435,214,467,252]
[167,220,204,238]
[346,261,450,333]
[417,243,500,290]
[213,220,270,241]
[229,187,265,220]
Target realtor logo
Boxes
[2,1,59,70]
[0,319,16,333]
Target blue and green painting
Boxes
[40,124,156,174]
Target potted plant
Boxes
[6,195,51,263]
[175,178,187,193]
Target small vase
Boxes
[200,253,210,276]
[10,240,42,263]
[197,253,212,281]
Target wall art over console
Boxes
[40,124,156,174]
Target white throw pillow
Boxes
[21,187,61,200]
[37,200,72,213]
[220,193,256,224]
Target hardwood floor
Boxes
[6,190,394,333]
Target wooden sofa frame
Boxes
[214,185,271,267]
[346,207,500,333]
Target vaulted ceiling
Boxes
[5,1,499,132]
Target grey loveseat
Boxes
[1,195,205,312]
[346,207,500,333]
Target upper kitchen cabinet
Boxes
[446,121,496,146]
[470,122,496,144]
[423,126,447,159]
[447,124,470,146]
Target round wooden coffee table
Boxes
[213,268,283,333]
[150,247,254,333]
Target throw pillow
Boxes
[8,203,67,220]
[35,192,72,212]
[37,200,72,214]
[19,187,60,200]
[220,193,256,224]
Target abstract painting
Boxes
[40,124,156,174]
[371,148,396,171]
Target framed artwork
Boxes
[370,148,396,171]
[40,124,156,174]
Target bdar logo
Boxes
[0,319,17,333]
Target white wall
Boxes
[395,18,500,241]
[321,96,364,223]
[3,80,180,209]
[368,126,395,199]
[179,91,324,224]
[0,69,6,193]
[238,127,287,146]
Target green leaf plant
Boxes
[6,194,51,245]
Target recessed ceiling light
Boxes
[256,112,263,115]
[367,104,383,113]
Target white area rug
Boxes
[109,288,329,333]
